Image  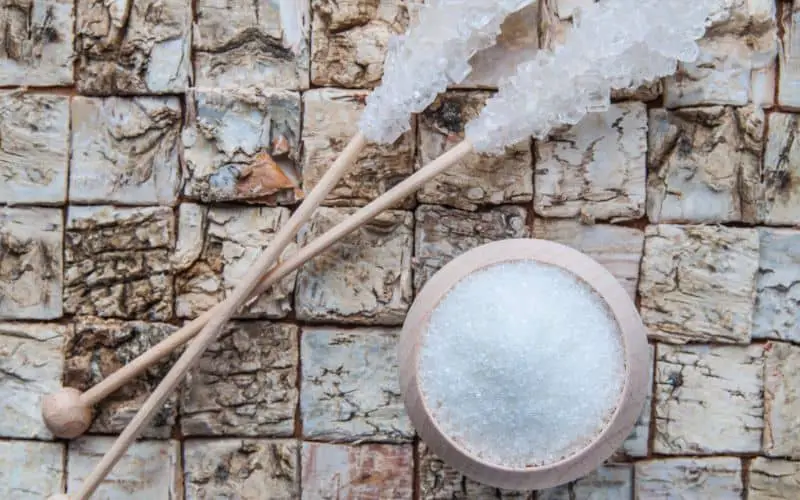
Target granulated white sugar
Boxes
[419,260,625,468]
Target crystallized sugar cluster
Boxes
[358,0,535,145]
[466,0,722,152]
[419,261,625,468]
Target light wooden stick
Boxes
[41,133,367,440]
[68,140,473,500]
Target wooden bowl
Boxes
[398,238,649,490]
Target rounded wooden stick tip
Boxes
[42,387,92,439]
[47,495,70,500]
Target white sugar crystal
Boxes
[419,261,625,468]
[359,0,536,144]
[466,0,722,152]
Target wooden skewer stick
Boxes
[41,133,368,440]
[67,140,474,500]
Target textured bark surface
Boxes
[535,102,647,222]
[182,89,302,205]
[639,225,759,344]
[646,106,764,223]
[0,92,69,204]
[635,458,743,499]
[0,441,64,499]
[63,318,180,438]
[302,88,415,208]
[533,219,644,300]
[67,438,180,499]
[538,464,633,500]
[302,442,413,499]
[763,341,800,459]
[70,96,182,205]
[311,0,409,88]
[760,113,800,225]
[413,204,529,291]
[754,228,800,342]
[174,205,297,319]
[64,206,175,320]
[654,344,764,454]
[749,457,800,500]
[0,322,65,439]
[194,0,309,90]
[0,0,74,85]
[417,443,535,500]
[75,0,191,94]
[181,322,298,437]
[184,439,299,500]
[0,208,62,320]
[779,1,800,109]
[301,328,412,442]
[418,92,533,210]
[664,0,777,107]
[295,207,413,325]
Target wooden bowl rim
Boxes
[398,238,650,490]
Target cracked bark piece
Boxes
[418,443,535,499]
[184,439,299,500]
[535,102,646,222]
[749,457,800,499]
[533,219,644,300]
[75,0,191,94]
[414,204,529,291]
[174,205,297,319]
[311,0,409,88]
[635,457,743,498]
[63,318,181,439]
[0,0,74,85]
[295,207,413,325]
[302,89,415,208]
[779,1,800,109]
[759,113,800,225]
[301,328,412,442]
[664,36,776,108]
[0,441,64,499]
[194,0,309,90]
[0,92,69,204]
[181,322,298,437]
[764,341,800,458]
[70,96,182,205]
[647,106,764,224]
[302,442,413,498]
[67,438,180,499]
[183,89,302,205]
[639,225,759,344]
[453,3,539,88]
[0,207,62,319]
[63,206,174,321]
[418,92,533,211]
[754,229,800,342]
[664,1,777,108]
[0,323,65,439]
[654,344,764,454]
[538,464,633,500]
